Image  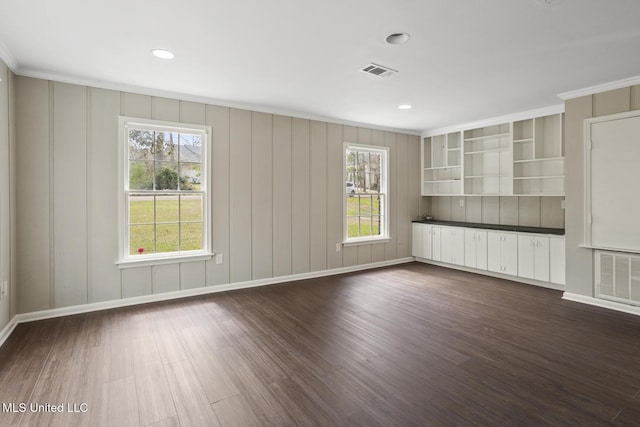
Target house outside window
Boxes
[344,143,389,244]
[118,117,212,266]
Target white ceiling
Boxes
[1,0,639,133]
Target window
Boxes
[118,117,212,265]
[344,143,389,243]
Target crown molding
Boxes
[421,104,564,137]
[0,40,17,71]
[14,68,422,136]
[557,75,640,101]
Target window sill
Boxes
[116,253,214,269]
[342,237,391,247]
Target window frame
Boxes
[117,116,213,268]
[343,142,390,245]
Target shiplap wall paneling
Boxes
[251,112,273,280]
[632,85,640,110]
[356,127,372,265]
[272,115,293,277]
[16,77,51,313]
[180,261,206,290]
[408,135,421,227]
[206,105,231,286]
[229,108,252,283]
[179,102,207,290]
[120,93,153,297]
[292,118,311,274]
[326,123,343,269]
[310,121,327,272]
[89,88,121,303]
[341,126,358,267]
[153,264,180,294]
[396,133,410,258]
[518,197,541,227]
[152,97,179,122]
[0,60,9,327]
[122,266,152,299]
[541,197,564,229]
[383,132,397,262]
[370,129,386,263]
[8,69,17,318]
[499,197,518,225]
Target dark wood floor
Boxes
[1,262,640,426]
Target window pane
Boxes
[130,224,155,255]
[372,216,381,236]
[346,196,359,216]
[129,161,154,190]
[129,194,154,224]
[181,194,202,222]
[155,162,178,190]
[128,130,154,160]
[155,132,178,161]
[179,163,201,191]
[156,224,179,253]
[156,194,179,223]
[360,195,372,215]
[181,223,203,251]
[179,134,201,163]
[359,217,372,237]
[347,216,359,238]
[372,195,382,215]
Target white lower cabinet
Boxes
[549,237,566,285]
[518,235,550,282]
[441,226,465,266]
[413,222,564,288]
[431,227,442,262]
[464,230,488,270]
[487,232,518,276]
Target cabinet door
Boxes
[502,234,518,276]
[550,237,566,285]
[518,235,535,280]
[412,223,423,258]
[422,225,433,260]
[464,230,477,268]
[451,228,465,266]
[487,232,502,273]
[432,227,442,261]
[534,237,550,282]
[441,227,453,264]
[475,231,488,270]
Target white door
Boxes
[412,223,423,258]
[487,232,502,273]
[476,231,488,270]
[518,235,535,280]
[464,230,477,268]
[502,234,518,276]
[422,225,433,260]
[432,227,442,262]
[534,237,550,282]
[550,237,566,285]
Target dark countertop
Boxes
[412,219,565,235]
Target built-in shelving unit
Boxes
[422,132,462,195]
[512,114,564,195]
[463,123,512,195]
[421,112,565,197]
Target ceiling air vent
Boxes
[360,63,397,78]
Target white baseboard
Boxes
[416,258,566,291]
[0,315,18,348]
[0,257,414,347]
[562,292,640,317]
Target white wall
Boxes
[14,77,422,313]
[564,84,640,297]
[0,59,16,330]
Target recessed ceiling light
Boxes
[385,33,411,45]
[398,104,412,110]
[152,49,174,59]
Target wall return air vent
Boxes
[360,63,397,78]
